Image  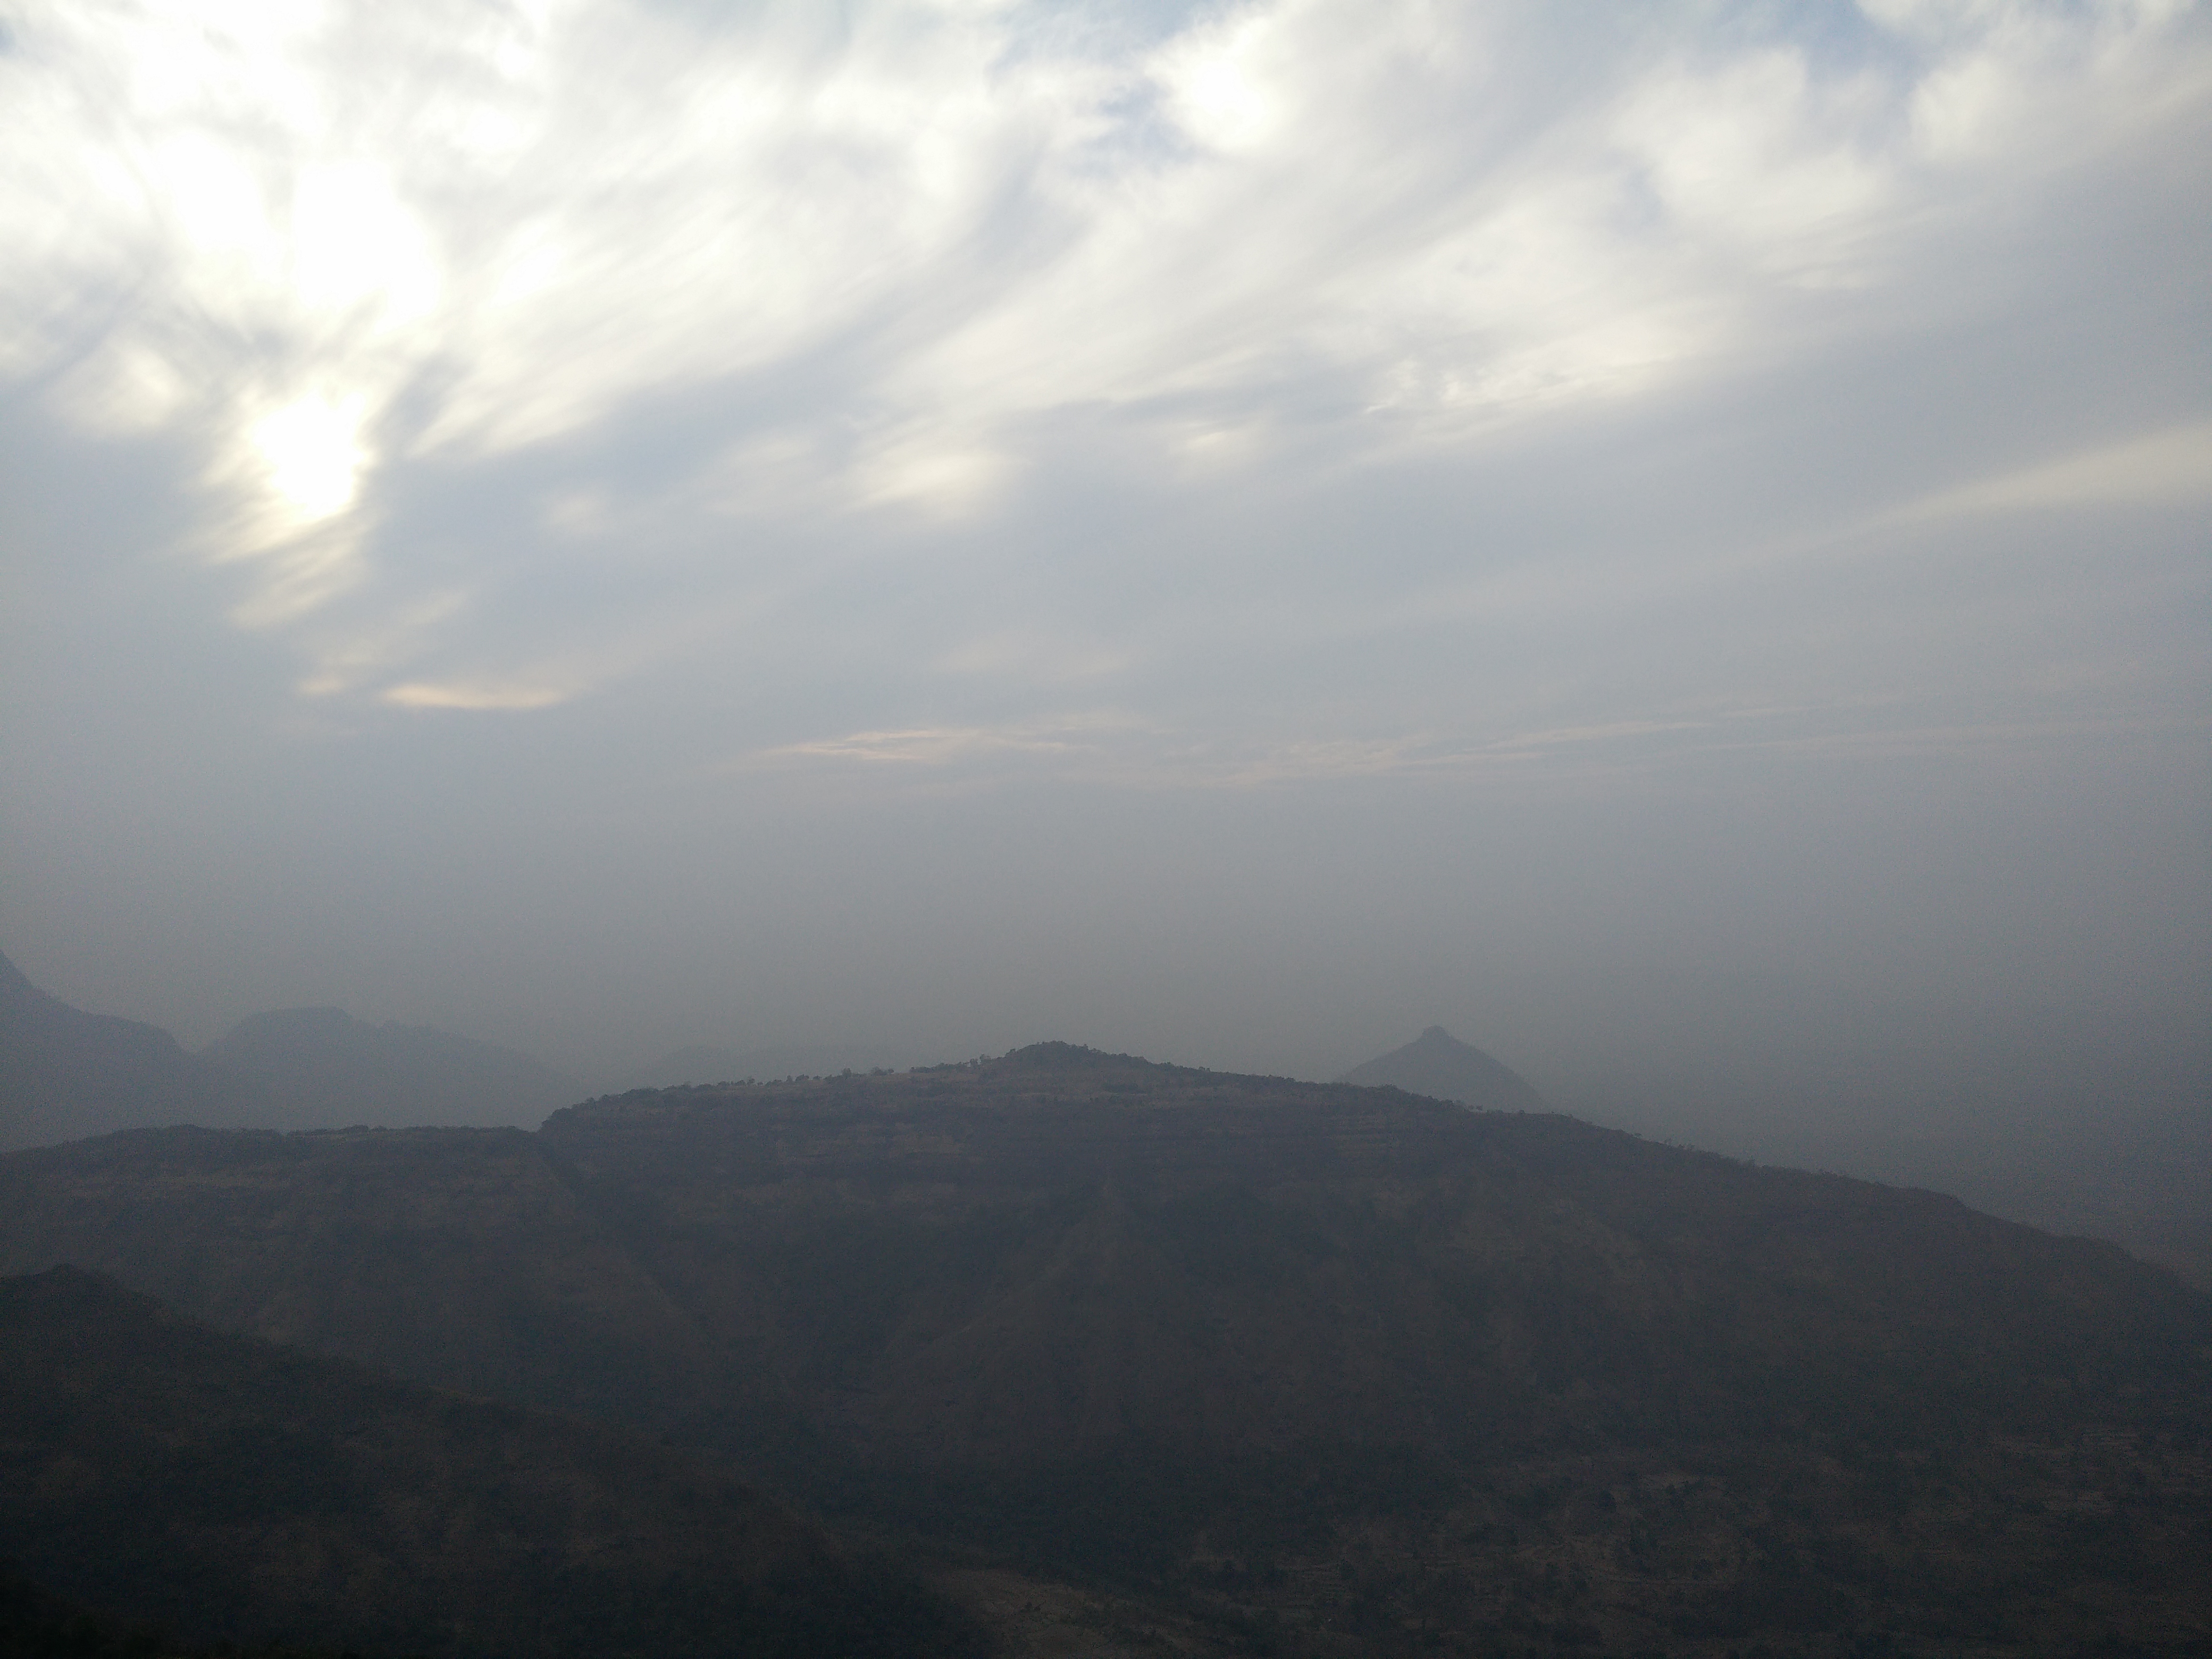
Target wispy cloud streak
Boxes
[6,0,2207,724]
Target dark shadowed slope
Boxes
[0,1266,984,1659]
[1337,1024,1549,1111]
[0,952,247,1150]
[0,1562,384,1659]
[206,1006,578,1130]
[0,1125,722,1421]
[3,1045,2208,1654]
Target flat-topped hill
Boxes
[4,1044,2208,1654]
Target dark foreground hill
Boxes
[4,1044,2209,1655]
[0,1266,983,1659]
[1338,1026,1548,1111]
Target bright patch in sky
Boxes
[252,396,365,520]
[2,0,2206,739]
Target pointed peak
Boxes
[1336,1025,1547,1112]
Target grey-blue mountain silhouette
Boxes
[0,950,241,1149]
[2,952,576,1145]
[1338,1025,1547,1111]
[207,1006,577,1130]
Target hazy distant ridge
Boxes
[1,953,575,1145]
[208,1006,577,1130]
[1338,1025,1548,1111]
[0,950,240,1149]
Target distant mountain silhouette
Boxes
[207,1006,577,1129]
[0,951,247,1149]
[0,1264,983,1658]
[2,953,579,1147]
[7,1046,2208,1653]
[1338,1024,1547,1111]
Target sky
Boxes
[3,0,2208,1137]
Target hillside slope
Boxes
[3,1044,2207,1654]
[0,1266,982,1658]
[0,1125,720,1423]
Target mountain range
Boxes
[1,951,574,1147]
[11,952,2201,1289]
[4,1042,2206,1655]
[207,1004,577,1128]
[0,950,236,1148]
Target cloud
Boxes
[754,724,1091,766]
[730,692,2204,795]
[379,679,573,712]
[1900,420,2212,518]
[2,0,2207,741]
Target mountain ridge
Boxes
[4,1045,2206,1653]
[207,1004,577,1129]
[0,952,577,1145]
[0,951,241,1149]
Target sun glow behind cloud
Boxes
[252,395,365,520]
[2,0,2208,751]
